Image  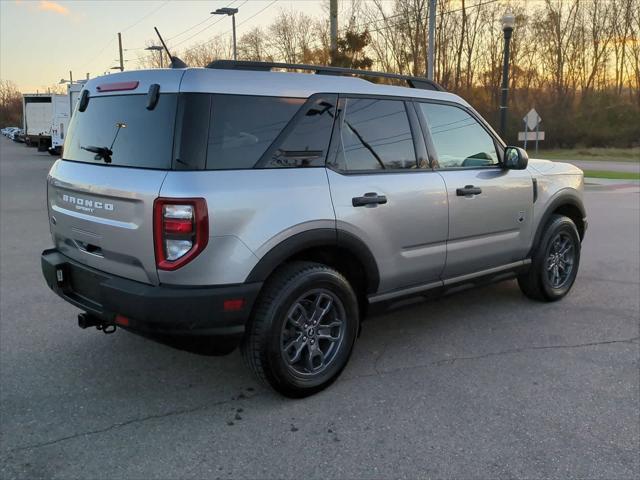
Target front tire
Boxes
[518,214,581,301]
[241,261,359,398]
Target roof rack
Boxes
[206,60,446,92]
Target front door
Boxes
[327,96,448,294]
[416,101,534,279]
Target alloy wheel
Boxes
[280,289,346,376]
[546,232,575,289]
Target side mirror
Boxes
[503,146,528,170]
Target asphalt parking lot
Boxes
[0,137,638,479]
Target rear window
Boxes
[64,92,337,171]
[64,94,177,169]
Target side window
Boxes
[418,103,499,168]
[334,98,417,171]
[261,95,338,168]
[206,95,305,170]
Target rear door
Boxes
[48,79,181,285]
[327,96,448,294]
[415,101,534,279]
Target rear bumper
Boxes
[41,248,261,338]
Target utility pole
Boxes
[427,0,436,80]
[118,32,124,72]
[69,71,73,84]
[330,0,338,65]
[232,13,237,61]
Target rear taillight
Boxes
[154,198,208,271]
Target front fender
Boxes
[530,188,586,256]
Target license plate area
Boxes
[67,265,105,309]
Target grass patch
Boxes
[582,170,640,180]
[536,147,640,163]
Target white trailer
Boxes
[49,82,87,155]
[22,93,67,151]
[49,95,69,155]
[23,94,53,147]
[68,81,85,113]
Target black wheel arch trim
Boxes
[530,190,586,257]
[245,228,380,293]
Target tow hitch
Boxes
[78,313,116,334]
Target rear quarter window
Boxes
[206,95,305,170]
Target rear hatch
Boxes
[47,71,184,285]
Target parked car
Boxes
[7,128,21,141]
[2,127,19,137]
[41,61,587,397]
[11,129,25,143]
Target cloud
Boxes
[37,1,70,16]
[14,0,70,16]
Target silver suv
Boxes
[41,61,586,397]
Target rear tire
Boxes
[518,214,581,301]
[241,261,359,398]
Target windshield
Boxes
[64,94,177,169]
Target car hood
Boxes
[527,158,583,176]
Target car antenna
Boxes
[154,27,188,69]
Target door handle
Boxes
[456,185,482,196]
[352,192,388,207]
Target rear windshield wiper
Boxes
[80,121,126,164]
[81,145,113,164]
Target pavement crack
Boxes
[351,336,639,380]
[6,392,263,454]
[431,336,640,367]
[579,275,640,286]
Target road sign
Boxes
[518,131,545,141]
[523,108,541,131]
[521,108,544,153]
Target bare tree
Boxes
[129,0,639,146]
[0,80,22,128]
[181,37,233,67]
[268,9,316,63]
[238,27,270,61]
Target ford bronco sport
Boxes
[41,61,587,397]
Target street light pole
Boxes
[212,7,239,61]
[145,45,164,68]
[499,11,515,138]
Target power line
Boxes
[125,1,240,52]
[121,0,171,33]
[347,0,501,34]
[167,0,239,41]
[203,0,277,45]
[81,0,172,71]
[441,0,501,16]
[234,0,278,31]
[172,0,249,48]
[171,16,227,47]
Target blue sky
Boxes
[0,0,328,92]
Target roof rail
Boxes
[206,60,446,92]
